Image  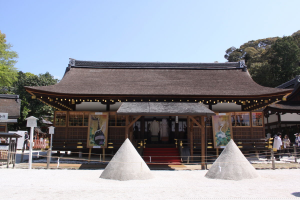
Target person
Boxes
[150,117,160,142]
[150,118,160,136]
[24,132,29,150]
[160,118,169,142]
[282,134,290,155]
[133,125,139,139]
[273,133,282,160]
[295,133,300,147]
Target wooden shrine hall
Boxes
[24,59,292,165]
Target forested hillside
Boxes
[224,30,300,87]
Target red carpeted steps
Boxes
[143,148,181,164]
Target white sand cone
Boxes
[205,139,259,180]
[100,138,154,181]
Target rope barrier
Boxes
[4,152,297,166]
[1,146,299,169]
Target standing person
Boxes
[150,117,160,142]
[23,132,29,150]
[273,133,282,160]
[296,133,300,147]
[282,134,291,155]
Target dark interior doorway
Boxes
[133,116,187,145]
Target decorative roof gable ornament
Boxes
[295,75,300,84]
[239,60,247,71]
[69,58,75,67]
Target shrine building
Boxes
[24,59,292,167]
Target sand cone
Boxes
[100,138,154,181]
[205,139,259,180]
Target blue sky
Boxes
[1,0,300,80]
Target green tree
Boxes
[249,62,277,87]
[267,36,300,85]
[225,31,300,87]
[11,71,59,130]
[224,37,278,68]
[248,36,300,87]
[292,30,300,47]
[0,30,18,90]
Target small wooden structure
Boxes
[117,102,215,168]
[0,132,22,168]
[0,94,20,132]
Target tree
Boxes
[248,36,300,87]
[11,71,59,130]
[249,62,277,87]
[0,30,18,90]
[267,36,300,85]
[225,31,300,87]
[292,30,300,47]
[224,37,278,68]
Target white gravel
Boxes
[0,169,300,200]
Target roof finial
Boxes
[239,60,247,71]
[69,58,75,67]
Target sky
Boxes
[1,0,300,80]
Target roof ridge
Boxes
[68,59,245,70]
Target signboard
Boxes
[0,144,9,150]
[212,113,233,148]
[0,113,8,120]
[87,112,109,148]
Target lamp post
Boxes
[26,116,38,169]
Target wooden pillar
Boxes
[278,113,281,132]
[267,114,270,133]
[141,116,145,140]
[106,103,110,111]
[88,148,92,162]
[102,148,105,161]
[125,116,129,139]
[250,111,253,139]
[129,116,133,141]
[188,117,194,161]
[200,116,206,169]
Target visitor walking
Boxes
[23,132,29,150]
[295,133,300,147]
[273,133,282,160]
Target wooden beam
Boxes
[125,115,141,140]
[190,116,202,128]
[126,116,142,129]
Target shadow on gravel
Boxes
[291,192,300,197]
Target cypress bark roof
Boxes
[265,75,300,113]
[25,60,290,97]
[268,103,300,112]
[0,95,21,118]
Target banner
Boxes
[87,112,109,148]
[212,114,233,148]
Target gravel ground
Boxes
[0,169,299,200]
